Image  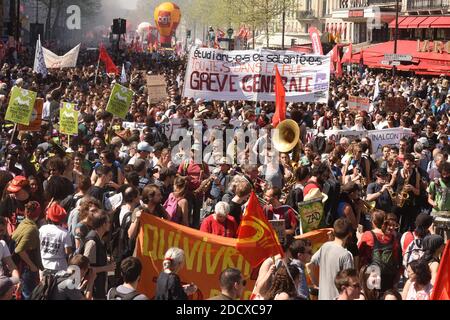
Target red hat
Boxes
[7,176,28,193]
[46,203,67,224]
[25,201,41,220]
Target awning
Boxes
[409,16,428,28]
[432,16,450,28]
[350,40,450,76]
[417,16,440,28]
[388,16,406,29]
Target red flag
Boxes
[431,240,450,300]
[99,44,119,75]
[308,27,323,55]
[336,47,343,78]
[341,43,353,64]
[236,192,284,267]
[272,65,286,128]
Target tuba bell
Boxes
[273,119,301,153]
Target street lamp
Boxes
[227,27,234,50]
[208,26,215,48]
[393,0,399,77]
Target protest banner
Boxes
[384,97,407,113]
[136,214,332,299]
[106,84,134,119]
[297,199,325,233]
[42,44,80,68]
[348,95,370,112]
[5,87,37,126]
[183,47,330,103]
[368,127,413,158]
[325,129,365,143]
[147,75,167,103]
[18,98,43,132]
[59,103,79,135]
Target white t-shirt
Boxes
[0,240,12,276]
[39,224,73,271]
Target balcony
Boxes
[407,0,450,10]
[296,10,316,20]
[339,0,396,9]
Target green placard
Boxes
[5,87,37,125]
[106,83,134,119]
[297,199,324,233]
[59,102,79,135]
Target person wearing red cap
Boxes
[11,201,43,300]
[0,176,31,234]
[39,202,73,275]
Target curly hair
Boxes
[265,265,299,300]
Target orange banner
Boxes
[136,213,332,300]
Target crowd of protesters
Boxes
[0,44,449,300]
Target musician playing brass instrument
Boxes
[366,168,394,213]
[389,154,421,233]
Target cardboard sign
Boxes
[106,84,134,119]
[348,95,370,112]
[18,98,43,132]
[384,97,407,114]
[269,220,286,246]
[5,87,37,125]
[147,75,167,104]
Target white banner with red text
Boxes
[183,47,330,103]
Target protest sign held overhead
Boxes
[59,103,79,135]
[18,98,43,132]
[183,47,330,103]
[5,87,37,126]
[106,84,134,119]
[298,199,325,233]
[348,95,370,112]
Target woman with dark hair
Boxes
[358,264,381,300]
[163,176,189,226]
[358,210,401,292]
[402,260,433,300]
[27,176,44,215]
[419,234,445,285]
[265,265,301,300]
[381,289,402,300]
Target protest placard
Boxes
[18,98,43,132]
[147,75,167,104]
[348,95,370,112]
[106,84,134,119]
[59,103,79,135]
[5,87,37,126]
[298,199,325,233]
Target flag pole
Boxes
[94,52,100,85]
[9,124,17,144]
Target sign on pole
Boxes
[106,84,134,119]
[18,98,43,132]
[5,87,37,126]
[59,103,79,135]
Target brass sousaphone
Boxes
[272,119,301,153]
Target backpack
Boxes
[30,273,69,300]
[370,231,398,276]
[109,208,134,262]
[402,233,425,273]
[108,287,141,300]
[163,193,180,223]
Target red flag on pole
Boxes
[272,65,286,128]
[236,192,284,267]
[341,43,353,64]
[431,240,450,300]
[336,47,343,78]
[99,44,119,75]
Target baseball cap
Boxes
[46,203,67,224]
[7,176,28,193]
[417,137,429,148]
[137,141,154,153]
[0,276,19,297]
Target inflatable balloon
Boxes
[154,2,181,47]
[137,22,151,34]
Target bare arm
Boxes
[402,280,411,300]
[128,213,141,240]
[2,256,19,279]
[179,199,189,226]
[343,204,358,230]
[18,251,39,272]
[430,262,439,286]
